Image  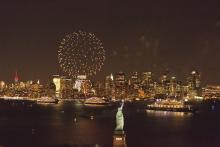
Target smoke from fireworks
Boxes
[58,30,105,78]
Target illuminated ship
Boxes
[0,96,36,102]
[0,96,25,100]
[84,97,112,107]
[147,99,195,112]
[36,97,59,104]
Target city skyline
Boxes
[0,69,203,100]
[0,1,220,84]
[0,2,220,146]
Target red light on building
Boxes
[14,71,19,83]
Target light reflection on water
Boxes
[146,110,193,118]
[1,101,220,146]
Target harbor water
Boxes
[0,100,220,147]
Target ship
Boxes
[36,97,59,104]
[0,96,35,101]
[147,99,195,112]
[84,97,113,107]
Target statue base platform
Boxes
[113,130,127,147]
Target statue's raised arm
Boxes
[119,100,124,110]
[115,101,124,131]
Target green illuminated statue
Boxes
[115,101,124,131]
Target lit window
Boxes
[116,137,123,141]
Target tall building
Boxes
[140,72,155,98]
[74,75,92,96]
[114,72,126,99]
[93,81,105,97]
[61,78,73,98]
[127,72,139,98]
[176,81,183,97]
[53,75,62,97]
[53,75,73,98]
[186,70,202,97]
[141,72,153,86]
[74,75,87,92]
[130,72,139,89]
[105,73,114,97]
[81,80,92,96]
[155,73,170,96]
[0,81,6,91]
[160,73,169,86]
[168,76,177,97]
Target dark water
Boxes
[0,100,220,147]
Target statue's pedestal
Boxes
[113,130,127,147]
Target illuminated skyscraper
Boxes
[168,76,177,97]
[130,72,139,89]
[74,75,87,92]
[141,72,154,90]
[186,70,202,97]
[53,75,73,98]
[62,78,73,98]
[141,72,153,86]
[127,72,139,98]
[53,75,62,97]
[160,73,169,86]
[37,80,40,85]
[115,72,126,99]
[140,72,155,98]
[74,75,92,96]
[0,81,6,91]
[93,81,105,97]
[155,73,170,96]
[105,73,114,97]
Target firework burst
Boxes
[58,30,105,78]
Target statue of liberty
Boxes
[115,100,124,131]
[113,100,127,147]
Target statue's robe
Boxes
[115,103,124,131]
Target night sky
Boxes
[0,1,220,84]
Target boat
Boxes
[147,99,195,112]
[0,96,35,101]
[84,97,112,107]
[36,97,59,104]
